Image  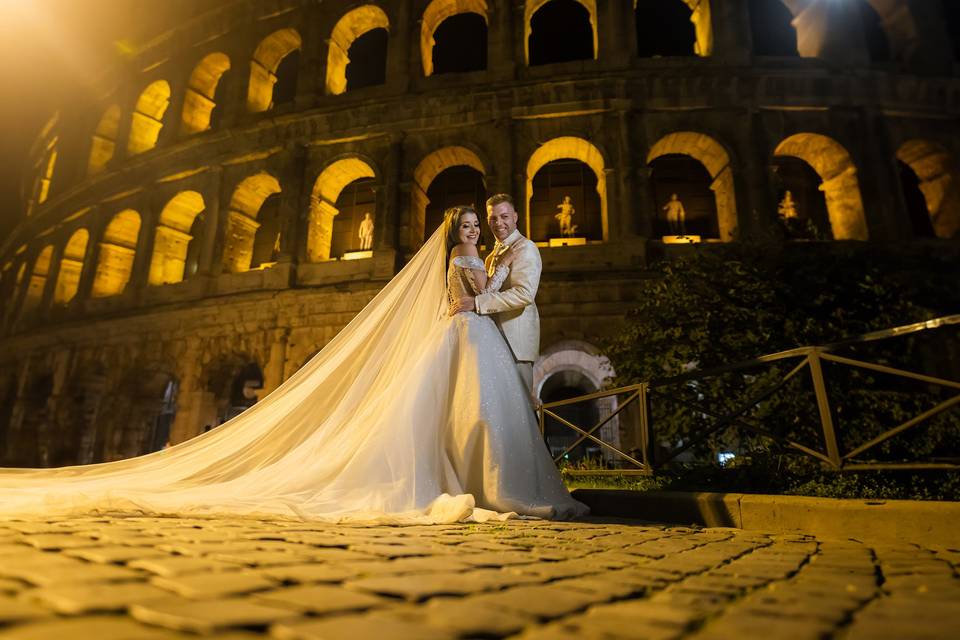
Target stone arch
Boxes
[420,0,489,76]
[248,29,302,112]
[525,0,597,65]
[149,191,206,285]
[896,140,960,240]
[635,0,712,57]
[534,340,618,462]
[23,245,54,313]
[100,368,178,460]
[182,52,231,134]
[127,80,170,155]
[326,5,390,95]
[773,134,867,240]
[525,137,608,241]
[92,209,141,297]
[203,356,264,428]
[222,173,282,272]
[53,228,89,304]
[410,146,486,246]
[647,132,737,241]
[308,158,377,261]
[87,105,121,176]
[769,0,897,62]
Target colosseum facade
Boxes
[1,0,959,467]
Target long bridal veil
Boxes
[0,223,507,523]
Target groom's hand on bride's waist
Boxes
[449,296,476,315]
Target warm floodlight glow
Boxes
[526,137,607,241]
[182,53,231,134]
[410,146,486,248]
[88,105,121,175]
[149,191,205,285]
[248,29,301,112]
[23,245,53,312]
[896,140,960,240]
[53,228,89,304]
[420,0,488,76]
[222,173,282,273]
[128,81,171,155]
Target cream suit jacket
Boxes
[476,229,541,362]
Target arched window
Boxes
[636,0,705,58]
[749,0,798,57]
[149,191,206,285]
[308,158,377,261]
[525,137,607,242]
[53,229,89,304]
[411,146,487,246]
[248,29,301,112]
[128,81,171,155]
[773,134,868,241]
[92,210,141,297]
[23,245,54,313]
[182,53,231,134]
[326,6,390,95]
[250,194,283,268]
[771,156,832,239]
[647,132,737,241]
[857,0,891,63]
[421,0,489,76]
[896,140,960,240]
[526,0,596,66]
[425,167,487,240]
[222,173,282,273]
[88,105,121,175]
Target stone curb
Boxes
[571,489,960,546]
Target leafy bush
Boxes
[602,240,960,497]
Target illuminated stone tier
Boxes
[1,0,959,466]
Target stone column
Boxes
[711,0,752,65]
[854,108,908,241]
[276,144,308,264]
[487,0,517,81]
[196,167,223,277]
[258,328,291,395]
[294,6,324,110]
[742,110,778,240]
[37,242,64,313]
[128,203,159,300]
[386,1,413,94]
[598,0,633,66]
[613,103,640,239]
[378,134,404,252]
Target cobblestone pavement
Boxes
[0,516,958,639]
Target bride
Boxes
[0,206,588,524]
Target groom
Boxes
[451,193,542,393]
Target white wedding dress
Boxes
[0,224,588,524]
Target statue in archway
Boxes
[358,212,374,250]
[778,190,799,219]
[555,196,578,237]
[663,193,686,236]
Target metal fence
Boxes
[538,315,960,475]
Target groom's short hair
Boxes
[486,193,514,210]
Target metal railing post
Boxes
[808,350,842,469]
[638,383,654,472]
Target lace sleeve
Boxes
[482,264,510,293]
[452,255,486,295]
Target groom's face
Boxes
[487,202,518,242]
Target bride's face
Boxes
[457,212,481,245]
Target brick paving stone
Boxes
[17,534,99,551]
[129,597,301,633]
[251,563,367,584]
[465,584,601,619]
[206,550,315,567]
[270,613,456,640]
[23,581,172,614]
[418,597,537,635]
[0,616,194,640]
[0,596,53,624]
[127,556,245,577]
[0,579,24,594]
[151,571,278,599]
[253,583,386,614]
[63,545,170,564]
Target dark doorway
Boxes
[540,370,599,463]
[209,69,232,129]
[898,160,936,238]
[857,1,890,63]
[529,0,594,66]
[346,29,389,91]
[272,50,300,105]
[433,13,488,74]
[636,0,697,57]
[942,0,960,61]
[749,0,799,57]
[250,193,283,268]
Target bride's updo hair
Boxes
[443,205,484,253]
